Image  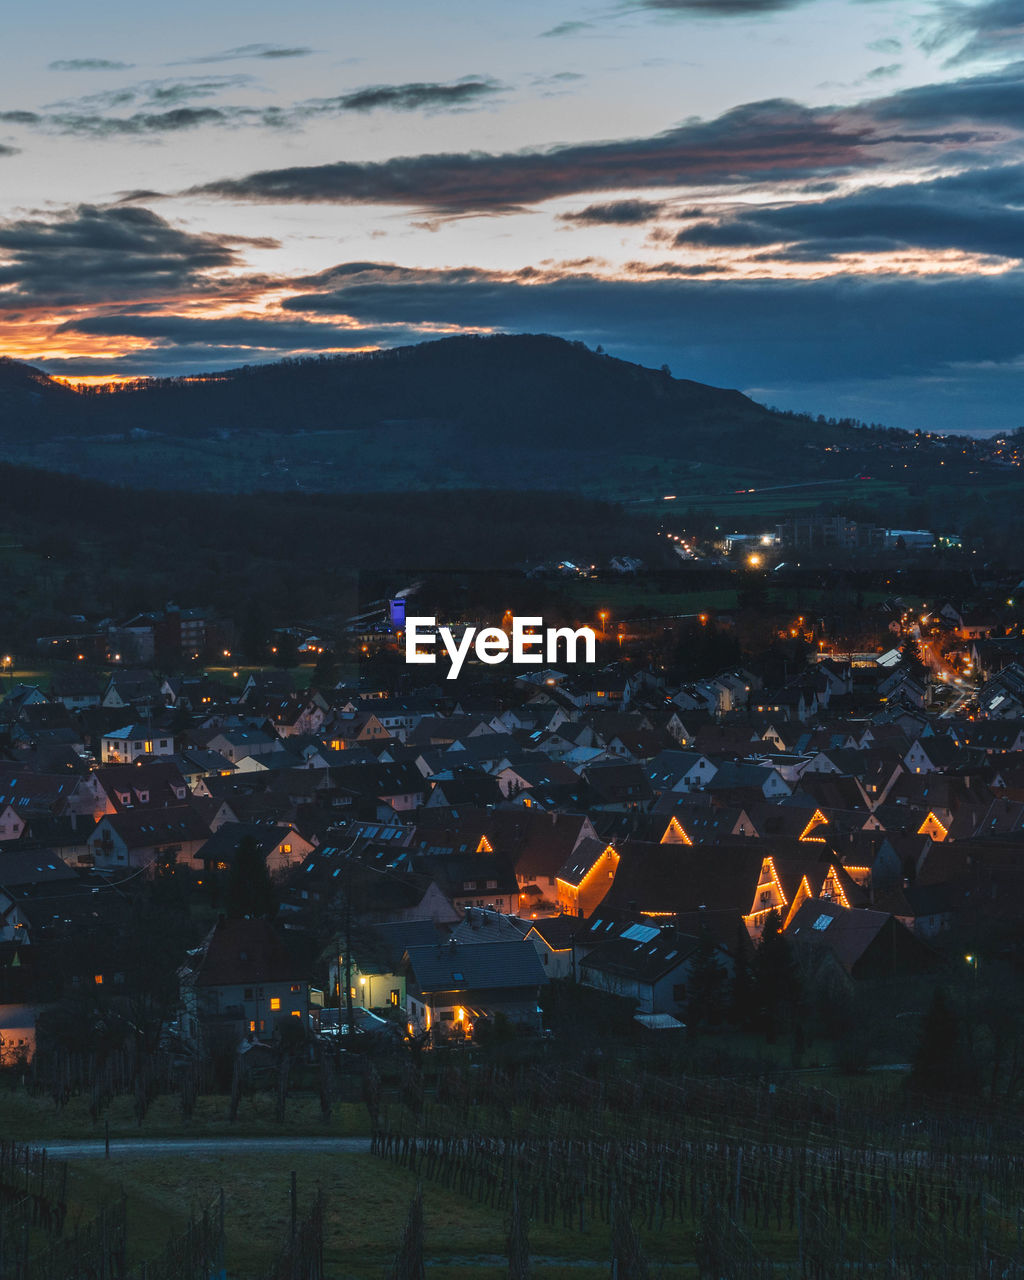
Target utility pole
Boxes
[344,858,356,1038]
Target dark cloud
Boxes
[273,258,1024,428]
[560,199,665,224]
[45,75,253,115]
[56,312,425,350]
[629,0,810,13]
[869,57,1024,124]
[45,106,233,136]
[298,78,502,115]
[49,58,135,71]
[864,63,901,80]
[541,20,596,36]
[190,99,880,212]
[170,44,315,65]
[923,0,1024,67]
[0,204,276,308]
[188,62,1024,214]
[0,76,498,139]
[673,166,1024,258]
[0,144,17,157]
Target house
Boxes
[50,674,104,711]
[197,822,314,878]
[555,838,620,917]
[179,917,311,1047]
[785,900,936,979]
[101,670,161,710]
[95,762,190,810]
[647,750,718,795]
[100,724,175,765]
[743,853,865,937]
[580,921,729,1016]
[0,770,111,825]
[0,1004,39,1064]
[88,806,210,871]
[411,853,521,916]
[331,918,441,1016]
[206,728,281,765]
[449,907,576,977]
[403,937,547,1040]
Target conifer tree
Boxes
[224,835,277,919]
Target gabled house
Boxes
[785,900,936,979]
[100,724,175,765]
[197,822,314,878]
[555,837,620,917]
[179,917,311,1048]
[647,750,718,795]
[580,921,730,1017]
[94,762,190,811]
[88,806,210,871]
[403,937,547,1040]
[411,853,521,916]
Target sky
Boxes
[3,0,1024,432]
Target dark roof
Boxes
[193,918,305,987]
[0,850,79,890]
[198,822,299,864]
[404,938,546,992]
[602,840,766,915]
[581,925,701,984]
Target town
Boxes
[4,558,1024,1275]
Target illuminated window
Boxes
[269,997,281,1011]
[249,1020,256,1032]
[282,844,292,854]
[291,1010,301,1018]
[94,974,103,985]
[390,989,400,1006]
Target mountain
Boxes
[0,356,81,426]
[0,333,937,497]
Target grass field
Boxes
[63,1148,705,1279]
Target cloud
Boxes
[49,58,135,71]
[0,204,276,308]
[673,165,1024,259]
[0,144,17,157]
[170,44,315,65]
[560,199,666,224]
[541,20,597,36]
[269,257,1024,427]
[923,0,1024,67]
[628,0,811,13]
[187,61,1024,214]
[297,78,502,115]
[44,106,235,136]
[0,75,499,139]
[55,312,426,351]
[864,63,902,81]
[190,99,881,212]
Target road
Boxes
[42,1136,374,1159]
